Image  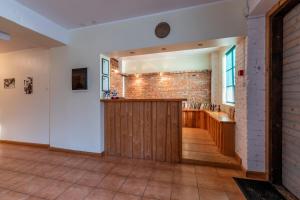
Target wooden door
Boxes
[282,4,300,198]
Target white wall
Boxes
[122,52,211,74]
[48,0,247,153]
[246,16,266,172]
[210,51,221,105]
[0,48,50,144]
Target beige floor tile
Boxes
[84,188,115,200]
[119,178,148,196]
[171,185,199,200]
[173,174,197,187]
[197,175,224,190]
[56,184,92,200]
[4,174,35,190]
[34,180,71,200]
[98,174,126,191]
[144,181,172,200]
[43,166,70,179]
[26,196,45,200]
[198,188,229,200]
[129,167,153,179]
[76,171,106,187]
[0,190,29,200]
[58,168,86,183]
[30,163,57,177]
[114,193,142,200]
[15,176,51,195]
[195,166,218,176]
[151,169,173,183]
[110,165,133,176]
[226,192,246,200]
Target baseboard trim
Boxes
[182,158,241,170]
[234,153,267,180]
[234,152,242,165]
[49,147,104,157]
[0,140,49,148]
[0,139,104,157]
[245,171,268,180]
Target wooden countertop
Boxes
[182,109,235,123]
[100,98,187,102]
[205,110,235,123]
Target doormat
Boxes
[233,178,286,200]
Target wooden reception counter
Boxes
[101,98,186,162]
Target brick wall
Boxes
[125,71,211,103]
[110,58,123,96]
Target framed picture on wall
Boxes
[72,68,88,90]
[102,58,109,75]
[24,77,33,94]
[4,78,15,89]
[102,75,109,91]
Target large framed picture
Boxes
[72,68,88,90]
[102,58,109,75]
[102,75,109,91]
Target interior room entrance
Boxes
[102,37,244,169]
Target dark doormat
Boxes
[233,178,286,200]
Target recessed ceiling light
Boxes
[0,31,11,41]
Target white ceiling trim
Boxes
[0,0,69,44]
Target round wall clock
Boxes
[155,22,171,38]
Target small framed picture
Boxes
[102,58,109,75]
[102,75,109,91]
[24,77,33,94]
[4,78,15,89]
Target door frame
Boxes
[266,0,300,184]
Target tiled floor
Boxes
[182,128,240,168]
[0,143,246,200]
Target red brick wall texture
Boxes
[110,58,123,96]
[125,71,211,103]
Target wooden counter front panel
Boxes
[182,110,207,129]
[104,101,182,162]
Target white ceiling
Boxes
[0,17,64,53]
[15,0,223,29]
[122,47,220,62]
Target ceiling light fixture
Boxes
[0,31,11,41]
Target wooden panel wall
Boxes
[104,101,182,162]
[282,4,300,198]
